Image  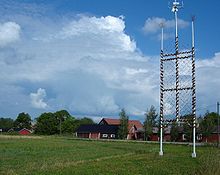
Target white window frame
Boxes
[110,134,115,138]
[102,134,108,138]
[182,134,187,141]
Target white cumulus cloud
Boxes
[30,88,48,109]
[0,14,158,117]
[57,15,136,52]
[1,7,217,119]
[0,22,21,47]
[142,17,189,34]
[196,53,220,113]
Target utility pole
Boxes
[217,102,219,148]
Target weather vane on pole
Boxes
[159,0,197,158]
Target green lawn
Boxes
[0,135,219,175]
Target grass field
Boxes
[0,135,220,175]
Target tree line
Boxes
[0,110,94,135]
[118,106,219,142]
[0,107,219,140]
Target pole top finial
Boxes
[159,22,165,28]
[191,15,196,22]
[171,0,183,13]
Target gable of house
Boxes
[99,118,143,130]
[19,128,32,135]
[128,120,143,130]
[99,118,120,125]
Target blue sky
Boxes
[0,0,219,121]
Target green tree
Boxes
[170,122,179,142]
[183,123,192,142]
[177,114,194,142]
[72,119,81,132]
[35,112,58,135]
[14,112,32,129]
[35,109,95,135]
[72,117,95,133]
[200,112,218,142]
[54,110,72,134]
[0,118,14,129]
[203,112,218,125]
[54,110,71,121]
[143,105,158,141]
[62,117,76,134]
[79,117,94,125]
[118,109,129,139]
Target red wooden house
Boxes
[7,128,32,135]
[19,128,32,135]
[99,118,144,140]
[150,127,172,142]
[76,124,118,139]
[76,118,144,140]
[201,126,220,143]
[150,126,188,142]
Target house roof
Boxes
[100,118,120,125]
[152,126,171,134]
[0,128,11,132]
[100,118,143,130]
[164,126,171,134]
[152,127,159,134]
[76,124,118,134]
[8,128,21,132]
[128,120,143,130]
[7,128,32,133]
[19,128,32,132]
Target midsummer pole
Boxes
[159,24,164,156]
[191,17,196,158]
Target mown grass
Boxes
[0,135,219,175]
